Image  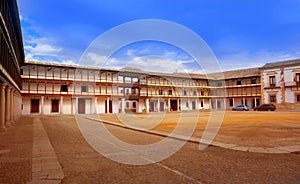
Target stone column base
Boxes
[5,121,12,127]
[0,126,6,132]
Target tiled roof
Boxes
[262,59,300,69]
[208,67,260,80]
[25,59,300,80]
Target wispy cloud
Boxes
[20,15,74,64]
[218,50,300,71]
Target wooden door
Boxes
[51,99,59,113]
[31,99,40,113]
[160,102,164,111]
[192,101,196,110]
[78,98,85,114]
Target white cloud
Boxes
[24,37,62,61]
[127,56,190,73]
[218,50,300,71]
[21,16,64,62]
[25,39,62,54]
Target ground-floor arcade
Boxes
[21,95,263,115]
[0,82,22,131]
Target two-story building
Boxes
[261,59,300,108]
[0,0,24,131]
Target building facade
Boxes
[261,60,300,108]
[20,60,267,115]
[20,59,300,115]
[0,0,24,131]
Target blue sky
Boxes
[18,0,300,73]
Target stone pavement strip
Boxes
[27,117,64,184]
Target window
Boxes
[186,102,189,107]
[200,91,204,96]
[193,91,197,96]
[296,94,300,102]
[168,90,172,95]
[159,90,163,95]
[237,80,242,85]
[217,82,222,86]
[269,76,276,87]
[200,101,204,107]
[183,90,187,96]
[270,95,276,103]
[61,85,68,92]
[81,85,87,92]
[133,102,136,108]
[126,102,129,108]
[229,99,234,107]
[295,73,300,86]
[132,88,137,94]
[251,79,256,84]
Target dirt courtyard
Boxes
[98,111,300,149]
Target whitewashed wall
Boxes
[285,88,294,103]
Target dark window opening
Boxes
[126,102,129,108]
[297,94,300,102]
[296,73,300,86]
[184,90,187,96]
[251,79,256,84]
[168,90,172,95]
[229,99,234,107]
[159,90,163,95]
[133,102,136,108]
[61,85,68,92]
[81,86,87,92]
[269,76,276,87]
[237,80,242,85]
[270,95,276,103]
[193,91,197,96]
[186,102,189,107]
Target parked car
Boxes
[254,104,276,111]
[232,105,250,111]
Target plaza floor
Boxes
[0,111,300,183]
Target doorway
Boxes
[149,101,155,112]
[170,100,178,111]
[78,98,85,114]
[105,100,113,113]
[192,101,196,110]
[31,99,40,113]
[160,101,164,111]
[51,99,59,113]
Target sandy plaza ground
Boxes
[0,111,300,183]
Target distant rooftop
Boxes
[262,59,300,69]
[24,59,300,80]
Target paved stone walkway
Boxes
[27,117,64,184]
